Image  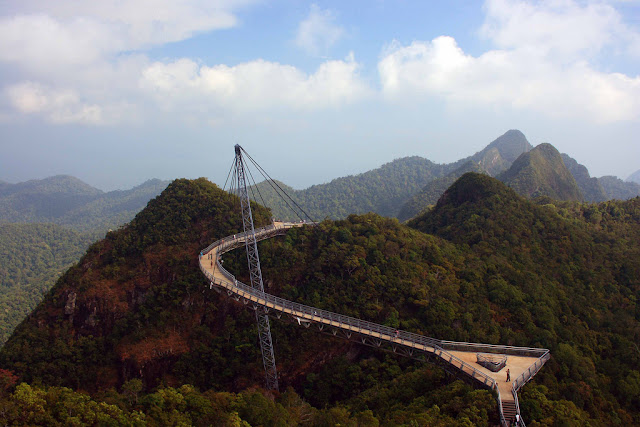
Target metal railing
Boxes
[200,225,517,389]
[477,353,507,372]
[509,349,550,426]
[200,224,550,426]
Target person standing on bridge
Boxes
[506,368,511,382]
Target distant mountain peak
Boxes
[484,129,533,163]
[627,169,640,185]
[561,154,607,202]
[498,143,584,202]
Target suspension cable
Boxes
[240,147,315,223]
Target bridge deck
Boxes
[199,221,549,427]
[198,222,546,404]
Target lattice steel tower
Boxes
[233,144,279,390]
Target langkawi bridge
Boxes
[199,145,549,427]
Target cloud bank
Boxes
[1,0,639,125]
[379,0,640,123]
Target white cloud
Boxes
[0,1,254,73]
[481,0,640,60]
[141,53,369,114]
[295,4,344,56]
[6,82,104,124]
[5,81,139,125]
[0,0,256,124]
[379,0,640,123]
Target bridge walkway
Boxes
[199,222,549,426]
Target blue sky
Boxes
[1,0,639,190]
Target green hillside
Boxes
[253,130,532,222]
[561,154,608,202]
[0,176,638,425]
[0,177,169,347]
[0,223,95,345]
[252,156,448,220]
[397,161,487,221]
[599,175,640,200]
[0,176,169,232]
[449,129,533,176]
[498,143,584,201]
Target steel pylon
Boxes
[234,144,279,390]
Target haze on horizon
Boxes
[1,0,639,191]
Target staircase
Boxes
[501,400,517,426]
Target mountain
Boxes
[0,176,170,232]
[252,156,449,220]
[2,176,639,425]
[0,176,169,346]
[497,143,584,201]
[0,175,102,199]
[0,223,94,345]
[628,169,640,184]
[397,160,487,221]
[408,173,640,423]
[255,130,531,221]
[452,129,533,176]
[561,154,608,202]
[599,175,640,200]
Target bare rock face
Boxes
[64,291,77,315]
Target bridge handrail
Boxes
[508,349,549,427]
[512,350,550,392]
[440,340,549,358]
[201,227,502,391]
[200,225,555,426]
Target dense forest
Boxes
[497,143,584,201]
[252,156,450,221]
[0,177,169,348]
[0,223,95,345]
[0,175,169,232]
[397,161,487,221]
[0,176,638,425]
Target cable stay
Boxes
[223,146,315,224]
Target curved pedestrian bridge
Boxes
[199,222,549,426]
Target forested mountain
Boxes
[554,156,639,202]
[397,161,487,221]
[0,176,170,348]
[497,143,584,201]
[0,175,169,231]
[450,129,533,175]
[253,156,449,220]
[599,175,640,200]
[0,223,94,345]
[561,154,608,202]
[1,177,639,425]
[254,130,532,221]
[628,169,640,184]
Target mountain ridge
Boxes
[1,176,639,425]
[0,176,170,231]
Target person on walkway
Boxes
[506,368,511,382]
[395,330,399,339]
